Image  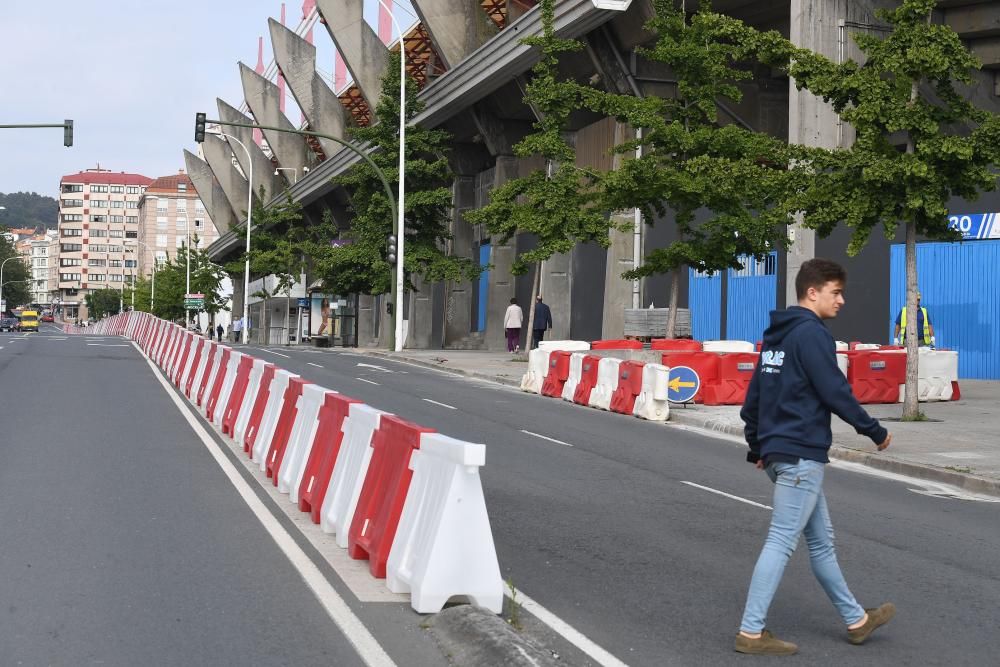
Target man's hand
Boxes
[755,460,764,470]
[892,337,900,346]
[877,433,892,451]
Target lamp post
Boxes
[126,239,154,310]
[274,167,307,183]
[1,255,23,314]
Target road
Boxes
[2,328,998,666]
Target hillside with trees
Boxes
[0,192,59,231]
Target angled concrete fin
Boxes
[201,136,253,223]
[315,0,389,108]
[183,150,237,234]
[239,62,315,175]
[216,98,283,201]
[409,0,497,69]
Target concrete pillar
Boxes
[268,18,347,159]
[216,99,283,202]
[200,136,253,222]
[602,121,639,338]
[183,150,238,234]
[484,156,520,351]
[357,294,377,347]
[239,63,315,177]
[314,0,389,109]
[409,0,497,69]
[406,275,433,348]
[444,176,476,347]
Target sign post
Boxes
[184,292,204,310]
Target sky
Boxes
[0,0,417,197]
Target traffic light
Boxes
[194,113,206,143]
[387,234,397,265]
[63,119,73,147]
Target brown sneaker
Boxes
[734,629,798,655]
[847,603,896,645]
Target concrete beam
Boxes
[945,3,1000,39]
[216,99,283,202]
[239,62,315,176]
[314,0,389,109]
[268,18,348,158]
[468,104,533,157]
[201,135,253,224]
[183,150,238,235]
[409,0,498,69]
[969,36,1000,68]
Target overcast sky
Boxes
[1,0,416,197]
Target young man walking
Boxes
[736,258,895,656]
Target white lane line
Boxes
[255,348,291,358]
[135,342,396,667]
[87,343,129,347]
[307,362,324,368]
[520,430,573,447]
[507,587,629,667]
[356,377,380,385]
[422,398,457,410]
[681,481,772,510]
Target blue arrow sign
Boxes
[667,365,701,403]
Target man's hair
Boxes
[509,297,517,305]
[795,258,846,300]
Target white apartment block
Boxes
[30,231,58,306]
[137,171,219,277]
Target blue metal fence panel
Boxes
[477,243,490,332]
[890,240,1000,379]
[688,268,721,340]
[726,253,777,343]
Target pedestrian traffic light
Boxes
[194,113,206,143]
[387,234,397,265]
[63,120,73,147]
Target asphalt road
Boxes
[237,342,1000,667]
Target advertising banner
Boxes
[311,294,334,337]
[947,213,1000,240]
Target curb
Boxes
[426,605,561,667]
[361,350,1000,499]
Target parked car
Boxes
[41,313,54,322]
[0,317,19,332]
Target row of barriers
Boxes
[72,311,504,615]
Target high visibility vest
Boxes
[900,306,930,342]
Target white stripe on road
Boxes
[87,343,129,347]
[422,398,457,410]
[307,362,324,368]
[355,377,380,385]
[135,342,396,667]
[254,347,290,358]
[681,481,772,510]
[520,430,573,447]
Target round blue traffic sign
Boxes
[667,365,701,403]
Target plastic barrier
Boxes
[203,347,232,419]
[836,352,849,377]
[166,330,187,377]
[221,355,255,436]
[589,357,622,410]
[590,339,643,350]
[386,433,504,614]
[348,415,436,578]
[849,342,881,351]
[651,339,703,352]
[561,352,586,402]
[320,404,388,545]
[538,340,591,352]
[847,350,906,403]
[235,361,273,447]
[899,348,959,402]
[264,377,311,482]
[610,360,645,415]
[171,333,195,386]
[299,392,361,523]
[196,342,222,407]
[573,354,601,405]
[520,349,551,394]
[155,325,176,367]
[208,350,241,425]
[176,336,203,392]
[702,353,758,406]
[184,338,209,399]
[278,384,336,501]
[835,341,849,351]
[540,350,572,398]
[702,340,755,353]
[250,369,297,465]
[660,351,720,403]
[632,363,671,421]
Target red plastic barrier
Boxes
[184,341,206,399]
[244,364,277,453]
[166,330,187,376]
[702,353,759,405]
[951,381,961,401]
[264,378,311,483]
[172,334,194,386]
[299,393,361,523]
[651,338,703,352]
[195,342,219,407]
[660,351,721,403]
[591,339,643,350]
[573,354,602,405]
[540,350,573,398]
[847,351,906,404]
[610,360,645,415]
[204,348,232,420]
[157,327,177,367]
[221,356,254,436]
[348,415,436,578]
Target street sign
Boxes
[667,365,701,404]
[184,293,204,309]
[184,293,204,299]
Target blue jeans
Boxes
[740,459,865,633]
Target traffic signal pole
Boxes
[0,121,74,146]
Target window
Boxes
[60,258,82,267]
[110,200,125,209]
[34,258,47,267]
[62,214,83,222]
[156,235,168,247]
[125,216,138,224]
[175,200,187,213]
[88,259,106,267]
[90,244,108,253]
[124,260,137,268]
[60,244,82,252]
[109,259,123,268]
[195,200,205,212]
[176,218,187,231]
[126,201,139,209]
[126,186,141,194]
[90,215,107,223]
[62,199,84,208]
[62,228,83,237]
[155,251,168,265]
[155,200,167,212]
[109,230,124,238]
[90,185,108,193]
[60,273,82,281]
[62,184,83,193]
[89,229,107,238]
[89,200,108,209]
[107,245,123,253]
[110,215,125,223]
[177,183,188,192]
[89,274,106,282]
[175,237,186,248]
[109,274,123,282]
[125,231,137,239]
[194,218,204,230]
[110,185,124,194]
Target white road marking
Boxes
[507,586,629,667]
[308,362,324,368]
[829,459,1000,503]
[87,343,129,347]
[681,481,773,510]
[255,348,290,358]
[520,430,573,447]
[135,342,396,667]
[356,377,380,385]
[422,398,457,410]
[357,362,393,373]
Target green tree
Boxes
[85,287,123,319]
[123,275,153,313]
[585,0,805,337]
[0,235,31,309]
[153,241,229,323]
[758,0,1000,418]
[465,0,611,348]
[0,192,58,231]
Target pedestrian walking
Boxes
[735,258,895,656]
[531,295,552,349]
[503,297,523,353]
[893,291,935,347]
[232,317,243,342]
[216,323,224,342]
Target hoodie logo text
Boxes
[761,350,785,374]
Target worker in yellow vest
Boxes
[893,292,935,347]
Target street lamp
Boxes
[274,166,308,183]
[126,239,155,310]
[0,255,24,314]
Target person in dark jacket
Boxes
[531,295,553,349]
[735,258,895,656]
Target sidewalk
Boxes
[356,347,1000,497]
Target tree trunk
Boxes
[286,289,293,346]
[524,262,541,353]
[902,219,920,418]
[665,266,681,338]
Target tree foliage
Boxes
[146,239,228,321]
[0,192,58,231]
[0,234,30,308]
[226,190,308,299]
[85,287,122,319]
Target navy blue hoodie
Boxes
[741,306,887,464]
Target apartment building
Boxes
[30,230,58,306]
[57,169,153,321]
[136,171,219,277]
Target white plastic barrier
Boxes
[560,353,586,402]
[197,344,226,412]
[251,369,297,468]
[835,341,849,351]
[589,357,622,411]
[320,403,387,546]
[155,325,176,367]
[187,340,213,399]
[520,349,551,394]
[632,363,671,422]
[233,359,269,445]
[702,340,755,353]
[854,343,880,351]
[899,348,959,402]
[181,337,209,394]
[837,352,849,377]
[277,383,329,501]
[386,433,504,614]
[538,340,591,352]
[211,351,243,427]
